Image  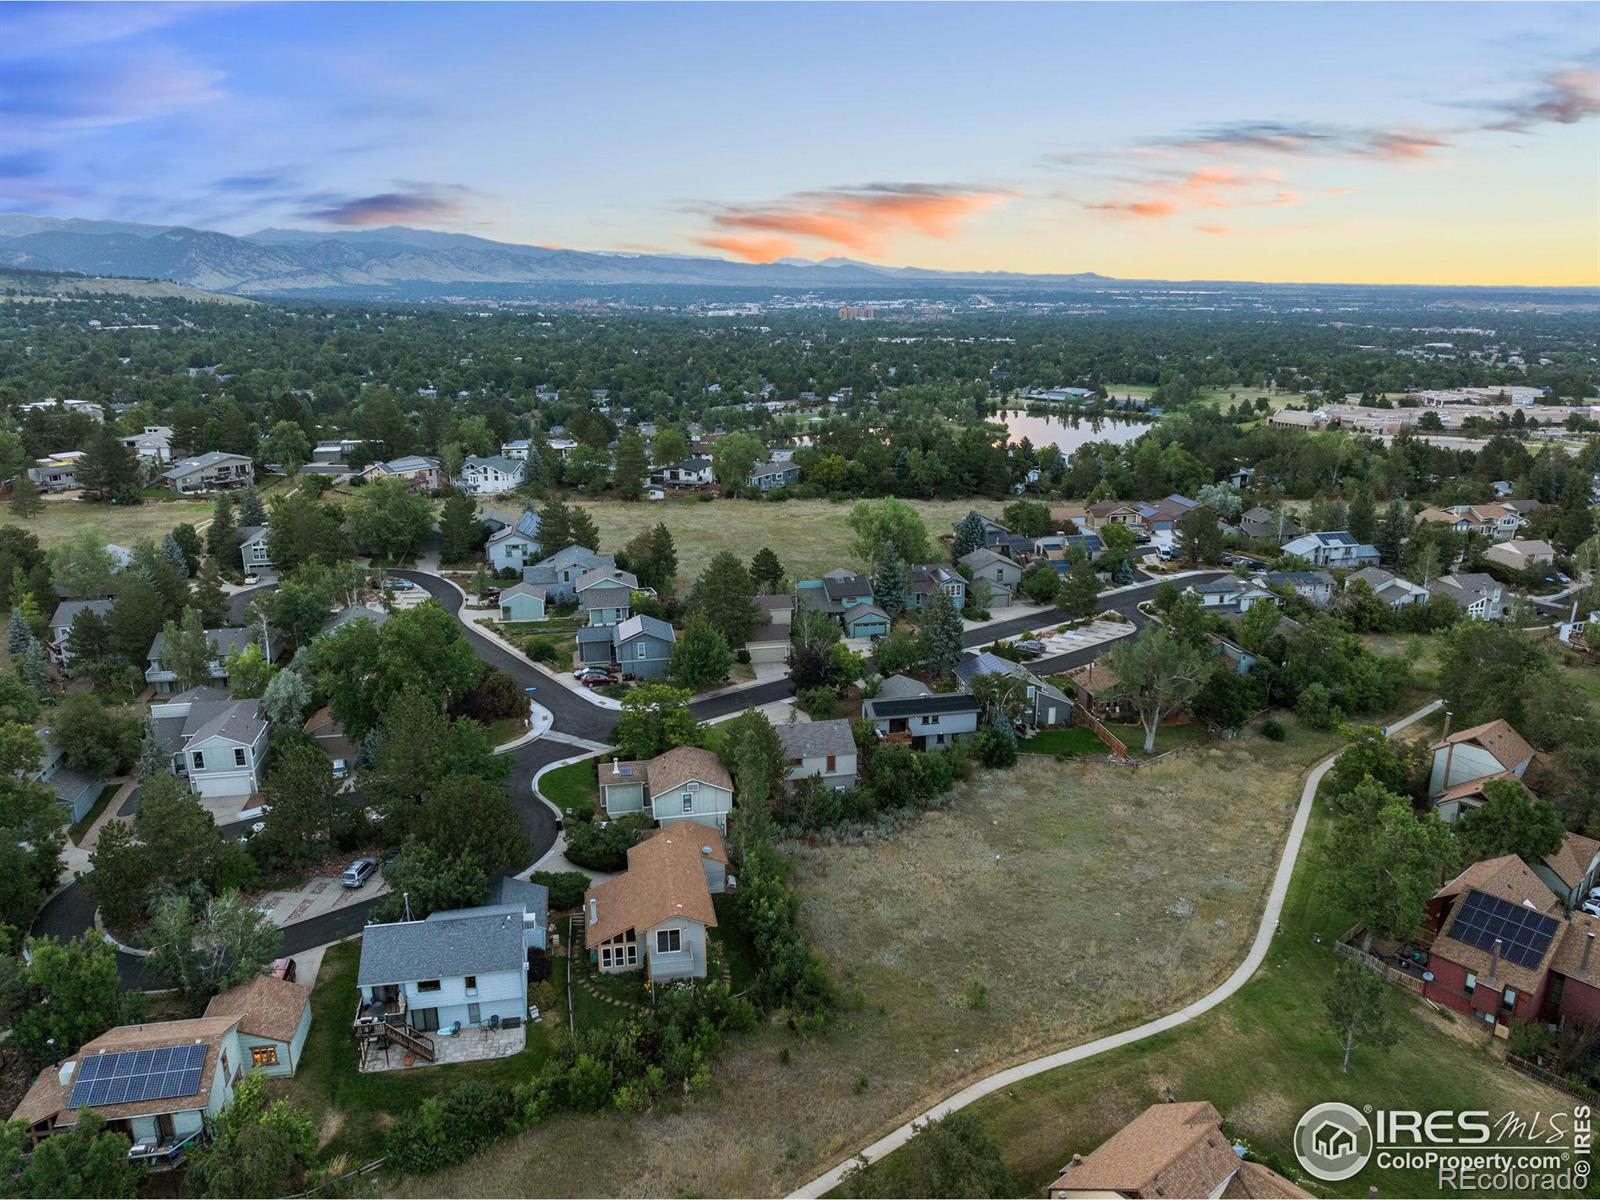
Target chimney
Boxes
[1583,931,1596,977]
[1490,937,1503,979]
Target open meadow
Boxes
[0,494,215,549]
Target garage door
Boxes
[748,640,788,665]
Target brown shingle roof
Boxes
[646,746,732,798]
[1549,911,1600,986]
[1431,719,1536,772]
[1432,856,1562,995]
[1544,832,1600,891]
[1435,854,1555,907]
[584,826,720,945]
[597,758,644,788]
[203,974,309,1045]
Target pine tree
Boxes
[872,541,909,615]
[1348,488,1377,544]
[160,532,190,576]
[569,505,601,553]
[163,608,217,693]
[14,591,44,641]
[237,484,266,527]
[1377,500,1409,565]
[191,560,228,627]
[8,472,40,518]
[536,499,575,556]
[77,432,143,505]
[20,639,50,697]
[750,547,785,594]
[919,589,964,676]
[688,551,760,646]
[7,607,34,656]
[613,432,647,501]
[438,492,482,565]
[206,493,237,560]
[951,511,987,560]
[648,523,676,590]
[1059,551,1101,618]
[670,613,733,689]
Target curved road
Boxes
[788,697,1445,1197]
[34,565,1222,987]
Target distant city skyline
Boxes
[0,1,1596,285]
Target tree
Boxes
[671,614,733,689]
[236,484,266,527]
[750,547,786,594]
[615,683,699,760]
[51,696,138,777]
[687,551,760,646]
[872,542,909,615]
[1103,627,1209,753]
[536,498,578,556]
[437,491,483,565]
[349,476,435,560]
[847,498,930,566]
[951,511,988,560]
[1057,551,1100,617]
[146,891,282,997]
[48,527,118,598]
[1234,595,1283,654]
[190,559,228,627]
[838,1109,1010,1199]
[1324,958,1400,1073]
[918,589,964,676]
[264,491,351,574]
[1348,488,1377,544]
[1457,779,1566,862]
[651,427,690,467]
[7,471,40,519]
[256,576,331,655]
[3,1110,145,1198]
[1330,797,1456,953]
[86,820,152,933]
[613,431,647,500]
[206,492,238,561]
[133,770,234,895]
[76,432,142,505]
[188,1073,317,1199]
[719,708,788,809]
[373,841,490,923]
[259,420,312,474]
[261,666,312,727]
[13,934,132,1067]
[160,607,216,693]
[1020,560,1061,605]
[1437,622,1550,728]
[1001,499,1052,538]
[224,642,274,698]
[1176,504,1224,566]
[711,430,764,492]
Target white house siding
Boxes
[488,535,539,572]
[376,966,527,1033]
[643,917,709,982]
[651,782,733,832]
[784,752,858,792]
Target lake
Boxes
[999,409,1151,456]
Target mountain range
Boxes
[0,213,1108,297]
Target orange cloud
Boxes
[700,184,1007,259]
[1084,166,1304,219]
[1362,130,1445,160]
[1197,224,1230,236]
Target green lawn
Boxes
[482,715,530,747]
[712,894,761,995]
[539,758,600,816]
[1107,719,1211,755]
[842,747,1578,1199]
[67,783,119,846]
[1015,727,1103,756]
[273,943,551,1163]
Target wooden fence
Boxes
[1506,1054,1600,1104]
[1074,706,1130,760]
[1332,938,1426,994]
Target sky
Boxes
[0,1,1597,286]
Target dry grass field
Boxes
[403,723,1345,1199]
[0,494,215,549]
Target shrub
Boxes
[798,686,836,719]
[735,648,751,664]
[1507,1019,1556,1061]
[455,666,527,721]
[386,1081,518,1174]
[1259,719,1287,741]
[522,636,559,663]
[530,869,592,911]
[562,811,651,872]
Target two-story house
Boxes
[354,878,547,1058]
[862,674,981,750]
[597,745,734,832]
[455,454,526,496]
[1279,530,1381,568]
[1187,578,1278,612]
[585,826,723,982]
[906,564,967,612]
[1263,570,1336,608]
[958,548,1023,608]
[953,652,1073,732]
[120,426,175,465]
[747,460,800,491]
[574,567,640,627]
[149,688,269,801]
[1346,566,1428,608]
[27,451,87,493]
[1428,572,1506,620]
[161,452,254,494]
[523,545,615,601]
[775,719,859,792]
[145,626,256,695]
[485,510,541,572]
[1239,505,1302,545]
[362,455,441,491]
[1427,718,1536,821]
[651,457,714,488]
[237,526,272,574]
[48,599,114,667]
[1082,501,1144,532]
[574,613,676,678]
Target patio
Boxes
[358,1022,527,1072]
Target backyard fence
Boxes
[288,1156,388,1198]
[1506,1054,1600,1104]
[1332,934,1426,995]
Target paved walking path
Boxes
[788,697,1445,1198]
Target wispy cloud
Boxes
[1081,166,1301,220]
[1480,67,1600,131]
[0,52,223,134]
[300,181,480,227]
[694,182,1009,261]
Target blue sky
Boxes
[1,2,1596,283]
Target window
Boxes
[191,751,205,771]
[1464,971,1477,995]
[656,928,682,954]
[626,943,638,965]
[825,755,836,772]
[416,979,441,993]
[467,1002,481,1025]
[1502,987,1517,1011]
[637,642,647,659]
[465,975,477,994]
[250,1045,278,1068]
[682,793,693,812]
[233,747,247,768]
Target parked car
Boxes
[1013,639,1045,655]
[341,857,378,888]
[243,574,260,586]
[573,666,611,682]
[383,578,416,591]
[1583,900,1600,919]
[581,674,614,689]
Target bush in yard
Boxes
[530,869,592,911]
[522,635,559,663]
[562,811,651,873]
[1259,718,1287,741]
[386,1081,519,1174]
[455,666,526,721]
[798,686,837,720]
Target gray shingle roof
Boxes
[614,614,674,644]
[50,599,114,629]
[161,451,250,479]
[147,626,254,661]
[357,907,528,987]
[580,585,633,611]
[775,718,855,759]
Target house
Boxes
[1046,1101,1311,1200]
[652,457,714,487]
[523,545,615,601]
[775,719,858,792]
[747,595,794,666]
[1279,530,1381,568]
[1536,832,1600,910]
[958,548,1022,607]
[145,626,256,695]
[500,439,533,460]
[1135,495,1197,536]
[362,455,441,491]
[498,582,548,623]
[312,438,363,463]
[485,510,541,572]
[1065,661,1130,720]
[597,745,734,831]
[1428,572,1505,620]
[574,567,640,627]
[957,510,1012,546]
[319,604,389,638]
[1050,504,1089,530]
[455,454,526,495]
[1037,532,1102,562]
[202,975,314,1079]
[303,706,358,778]
[1264,569,1336,608]
[906,564,966,611]
[842,604,891,640]
[611,614,677,679]
[238,525,272,573]
[862,675,981,750]
[1186,578,1278,612]
[10,982,312,1159]
[1427,718,1536,820]
[1238,505,1301,544]
[30,730,104,824]
[954,652,1073,731]
[585,826,722,982]
[1346,566,1428,608]
[161,452,254,494]
[120,426,175,464]
[1453,502,1524,541]
[149,689,269,800]
[1484,539,1557,574]
[27,451,86,492]
[355,879,547,1054]
[48,599,114,666]
[747,460,800,491]
[1082,501,1143,532]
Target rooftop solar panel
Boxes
[68,1043,209,1110]
[1446,889,1558,970]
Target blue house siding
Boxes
[618,633,673,679]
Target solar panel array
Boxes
[68,1043,207,1109]
[1447,890,1559,969]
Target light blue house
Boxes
[203,975,315,1079]
[523,545,615,602]
[31,730,103,824]
[843,604,892,640]
[486,510,541,572]
[598,746,735,832]
[613,614,676,679]
[575,567,640,627]
[497,582,548,623]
